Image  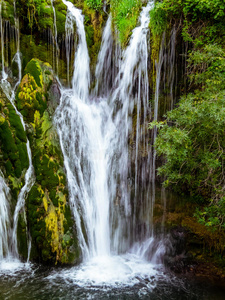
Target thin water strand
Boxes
[50,0,59,74]
[0,0,6,80]
[0,171,10,260]
[94,15,113,97]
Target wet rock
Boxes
[47,79,61,115]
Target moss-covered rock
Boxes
[15,59,53,123]
[0,88,28,202]
[18,58,79,265]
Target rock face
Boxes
[18,59,79,264]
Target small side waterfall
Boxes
[0,171,10,260]
[109,1,153,252]
[0,76,35,258]
[11,142,35,258]
[0,0,35,259]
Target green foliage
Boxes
[111,0,141,46]
[152,0,225,45]
[195,198,225,231]
[149,3,167,37]
[85,0,103,11]
[151,44,225,228]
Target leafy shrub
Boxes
[150,45,225,229]
[85,0,103,11]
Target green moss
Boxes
[38,3,54,30]
[7,105,27,142]
[25,59,43,88]
[55,1,67,35]
[5,160,13,174]
[2,0,14,24]
[17,213,28,260]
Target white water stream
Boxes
[54,0,163,286]
[0,171,10,260]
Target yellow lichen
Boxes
[43,189,67,262]
[43,195,48,212]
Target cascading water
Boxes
[0,171,10,260]
[54,0,164,286]
[109,1,154,253]
[94,15,113,97]
[57,0,109,261]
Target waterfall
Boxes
[56,1,155,263]
[0,172,10,260]
[109,1,153,252]
[56,0,110,260]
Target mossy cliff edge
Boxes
[16,59,79,264]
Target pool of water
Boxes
[0,256,224,300]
